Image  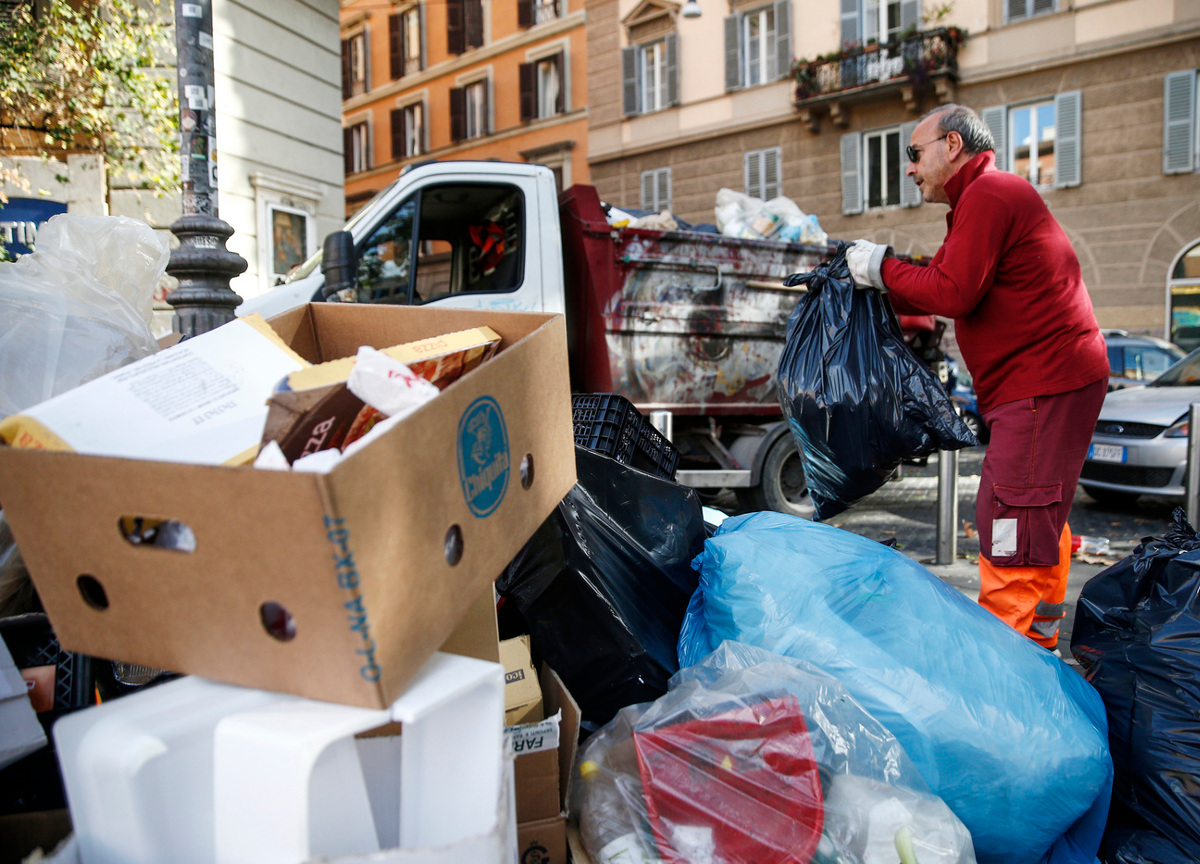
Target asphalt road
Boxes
[713,445,1186,655]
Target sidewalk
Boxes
[820,451,1115,654]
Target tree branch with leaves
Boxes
[0,0,179,201]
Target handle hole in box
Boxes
[260,602,297,642]
[444,524,463,566]
[76,575,109,610]
[520,453,534,489]
[118,516,196,552]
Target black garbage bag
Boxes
[1071,507,1200,864]
[496,446,704,729]
[776,242,977,521]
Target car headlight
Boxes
[1165,418,1190,438]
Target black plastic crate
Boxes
[571,393,680,480]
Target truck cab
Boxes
[240,161,565,321]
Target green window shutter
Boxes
[1054,90,1082,188]
[774,0,790,82]
[725,14,742,91]
[622,46,640,115]
[665,34,679,107]
[981,104,1008,172]
[841,132,862,215]
[899,119,921,207]
[1164,70,1197,175]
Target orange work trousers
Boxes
[978,522,1072,649]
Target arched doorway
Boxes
[1168,239,1200,352]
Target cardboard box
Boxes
[0,304,576,708]
[500,635,543,726]
[0,315,308,466]
[513,665,580,864]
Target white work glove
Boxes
[846,239,893,292]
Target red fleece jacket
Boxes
[881,151,1108,414]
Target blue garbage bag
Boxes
[679,511,1113,864]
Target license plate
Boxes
[1089,443,1126,463]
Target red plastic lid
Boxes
[633,695,824,864]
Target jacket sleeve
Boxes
[880,184,1013,319]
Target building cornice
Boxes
[958,20,1200,86]
[341,10,586,113]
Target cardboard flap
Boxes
[541,665,580,812]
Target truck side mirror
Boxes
[320,231,357,300]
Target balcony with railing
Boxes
[792,27,965,131]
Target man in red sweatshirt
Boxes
[846,103,1109,653]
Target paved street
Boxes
[715,445,1186,655]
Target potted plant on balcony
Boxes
[792,57,818,100]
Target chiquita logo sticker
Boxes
[457,396,510,517]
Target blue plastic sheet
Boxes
[679,511,1113,864]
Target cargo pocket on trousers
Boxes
[990,484,1063,567]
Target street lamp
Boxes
[681,0,701,18]
[165,0,247,339]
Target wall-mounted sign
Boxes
[0,198,68,257]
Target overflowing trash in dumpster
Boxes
[0,211,1195,864]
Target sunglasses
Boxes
[906,134,949,164]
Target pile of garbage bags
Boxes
[1072,508,1200,864]
[714,188,827,246]
[571,641,976,864]
[646,512,1113,864]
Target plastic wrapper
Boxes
[776,243,976,520]
[0,213,167,420]
[679,512,1113,864]
[1070,507,1200,863]
[495,447,704,728]
[569,641,975,864]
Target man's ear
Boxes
[946,130,965,161]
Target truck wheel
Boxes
[736,434,814,518]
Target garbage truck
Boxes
[241,160,941,516]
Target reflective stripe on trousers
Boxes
[978,522,1071,649]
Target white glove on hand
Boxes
[846,240,893,291]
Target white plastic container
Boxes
[53,652,506,864]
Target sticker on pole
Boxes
[457,396,510,518]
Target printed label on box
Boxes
[457,396,510,518]
[507,709,561,755]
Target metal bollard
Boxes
[935,448,959,565]
[649,410,673,442]
[1188,403,1200,528]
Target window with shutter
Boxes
[518,0,534,28]
[863,129,901,208]
[389,15,402,80]
[1163,70,1197,175]
[465,0,484,50]
[450,87,466,141]
[341,39,352,99]
[401,7,423,76]
[981,105,1008,172]
[1054,90,1081,188]
[840,131,863,215]
[640,40,667,112]
[744,148,781,200]
[345,32,368,97]
[724,14,742,91]
[622,46,640,115]
[391,108,405,160]
[1005,0,1056,24]
[346,122,369,174]
[1008,99,1055,187]
[898,119,921,208]
[519,63,535,123]
[465,80,489,138]
[741,6,776,86]
[640,168,671,211]
[447,0,465,54]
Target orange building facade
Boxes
[339,0,590,216]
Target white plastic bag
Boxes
[0,213,169,419]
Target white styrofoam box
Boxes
[53,652,506,864]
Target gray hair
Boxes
[921,104,995,156]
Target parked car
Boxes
[1103,330,1184,390]
[1080,346,1200,505]
[946,358,987,444]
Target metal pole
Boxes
[935,448,959,565]
[165,0,246,338]
[1187,403,1200,528]
[649,410,673,442]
